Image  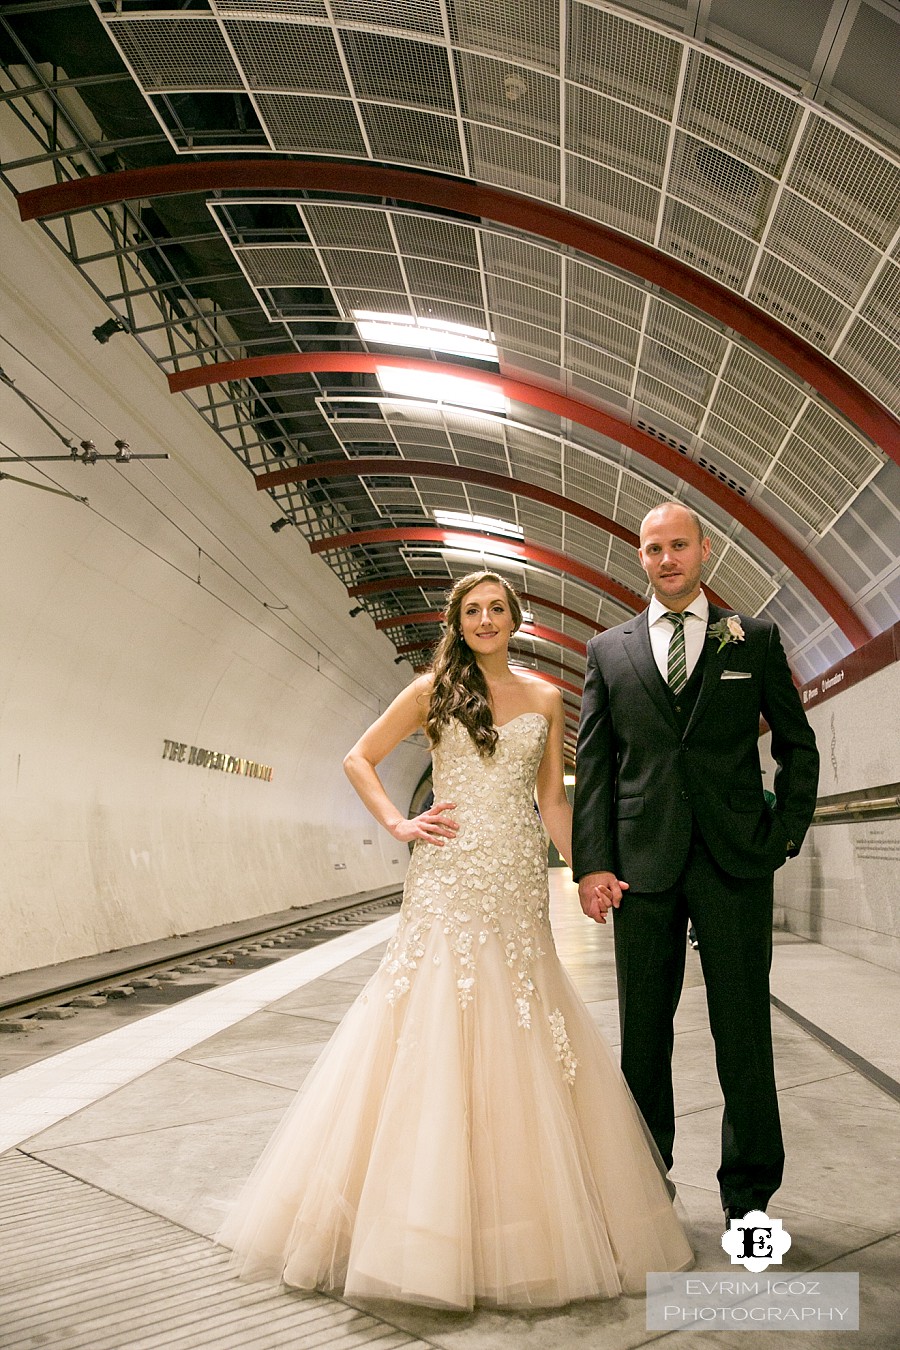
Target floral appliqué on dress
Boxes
[384,715,552,1030]
[548,1008,578,1085]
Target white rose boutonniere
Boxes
[708,614,746,653]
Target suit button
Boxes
[675,704,682,712]
[681,791,689,800]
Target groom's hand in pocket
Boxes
[578,871,629,924]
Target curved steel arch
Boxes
[18,160,900,464]
[402,636,586,699]
[506,646,586,687]
[346,575,607,633]
[259,455,732,608]
[257,456,638,547]
[411,659,582,702]
[376,609,587,657]
[412,640,585,706]
[181,351,867,643]
[308,526,645,612]
[347,575,608,633]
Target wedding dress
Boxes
[217,713,693,1309]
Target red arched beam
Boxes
[506,668,583,699]
[376,609,587,657]
[518,594,604,635]
[171,352,867,644]
[395,638,438,656]
[19,161,899,466]
[349,575,452,599]
[412,661,581,700]
[407,643,585,699]
[507,646,586,685]
[347,574,608,633]
[375,610,445,629]
[256,456,638,548]
[309,527,645,612]
[394,638,584,698]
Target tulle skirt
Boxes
[216,924,693,1310]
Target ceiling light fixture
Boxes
[374,366,507,414]
[354,311,497,361]
[433,509,523,539]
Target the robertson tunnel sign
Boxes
[162,738,273,782]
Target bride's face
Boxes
[458,583,516,655]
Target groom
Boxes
[572,501,819,1223]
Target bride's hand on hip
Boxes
[391,801,459,847]
[578,871,629,924]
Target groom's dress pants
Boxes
[612,827,784,1212]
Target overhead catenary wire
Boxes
[0,331,383,685]
[0,434,387,716]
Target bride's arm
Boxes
[534,691,573,866]
[343,675,459,847]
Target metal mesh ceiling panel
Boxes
[210,199,885,539]
[298,398,779,616]
[98,0,900,427]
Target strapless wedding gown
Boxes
[216,714,692,1309]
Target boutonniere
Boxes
[708,614,745,653]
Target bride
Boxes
[216,571,693,1309]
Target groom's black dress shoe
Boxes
[723,1206,749,1233]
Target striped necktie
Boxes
[665,611,688,695]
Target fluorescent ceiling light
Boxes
[355,311,497,360]
[375,365,506,414]
[433,509,523,539]
[516,630,563,651]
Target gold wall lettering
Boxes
[161,739,273,782]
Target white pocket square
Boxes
[721,670,752,680]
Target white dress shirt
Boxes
[647,591,709,684]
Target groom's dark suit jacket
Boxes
[572,599,819,892]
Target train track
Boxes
[0,891,402,1044]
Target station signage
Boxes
[161,738,273,781]
[798,620,900,711]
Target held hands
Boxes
[390,801,459,847]
[577,871,629,925]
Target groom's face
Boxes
[639,507,711,608]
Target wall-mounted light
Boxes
[92,316,130,344]
[270,517,291,533]
[349,606,364,617]
[393,656,406,665]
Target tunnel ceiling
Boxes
[2,0,900,727]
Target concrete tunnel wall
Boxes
[0,184,428,977]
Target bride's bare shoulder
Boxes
[411,672,435,717]
[509,670,562,717]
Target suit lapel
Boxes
[683,602,730,739]
[623,609,679,732]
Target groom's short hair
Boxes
[640,501,705,544]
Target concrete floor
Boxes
[1,871,898,1349]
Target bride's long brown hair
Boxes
[425,571,523,757]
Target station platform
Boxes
[1,872,898,1350]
